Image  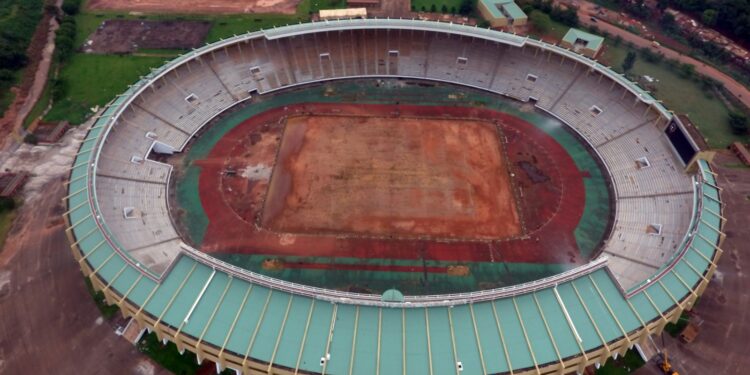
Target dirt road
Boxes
[571,0,750,110]
[0,121,170,375]
[634,152,750,375]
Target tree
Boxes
[656,0,668,11]
[430,4,436,12]
[660,12,677,34]
[459,0,473,15]
[62,0,81,15]
[529,10,552,34]
[678,63,695,78]
[441,4,448,13]
[701,9,718,27]
[728,112,749,135]
[622,51,637,72]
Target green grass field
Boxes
[44,54,164,124]
[0,209,17,252]
[600,43,746,148]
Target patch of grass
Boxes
[0,209,17,251]
[664,312,690,337]
[138,332,201,375]
[596,348,646,375]
[44,54,164,124]
[600,43,745,148]
[23,73,54,128]
[722,162,750,169]
[0,89,15,114]
[528,15,570,41]
[83,277,119,319]
[133,48,188,56]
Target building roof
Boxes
[563,28,604,51]
[501,1,527,20]
[480,0,527,20]
[319,8,367,19]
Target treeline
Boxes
[0,0,45,106]
[413,0,475,16]
[667,0,750,46]
[51,0,82,105]
[56,0,81,64]
[617,0,750,46]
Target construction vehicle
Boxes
[655,350,679,375]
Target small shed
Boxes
[561,28,604,58]
[319,8,368,20]
[0,173,28,199]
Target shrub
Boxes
[729,112,749,135]
[23,133,38,145]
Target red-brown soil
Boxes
[82,19,212,54]
[194,103,586,266]
[262,114,521,240]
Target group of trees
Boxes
[49,0,81,106]
[666,0,750,47]
[621,0,750,49]
[523,0,578,28]
[729,112,748,135]
[0,0,45,108]
[416,0,474,16]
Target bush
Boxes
[0,197,16,212]
[678,63,695,78]
[459,0,473,15]
[639,47,663,63]
[62,0,81,15]
[729,112,749,135]
[23,133,39,145]
[622,51,637,72]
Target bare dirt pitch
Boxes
[82,20,212,54]
[87,0,301,15]
[263,114,521,240]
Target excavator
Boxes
[655,349,679,375]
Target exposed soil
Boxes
[0,121,170,375]
[82,19,212,54]
[86,0,302,15]
[187,103,588,267]
[262,114,521,240]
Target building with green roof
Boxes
[561,28,605,58]
[478,0,528,27]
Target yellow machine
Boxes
[656,350,680,375]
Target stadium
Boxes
[65,19,725,375]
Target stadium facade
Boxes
[65,19,725,374]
